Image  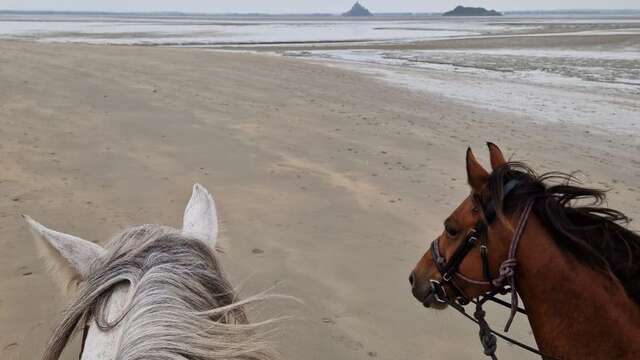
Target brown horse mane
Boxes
[483,161,640,305]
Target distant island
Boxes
[343,2,372,16]
[443,6,502,16]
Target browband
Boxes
[481,179,520,224]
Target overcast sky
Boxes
[1,1,637,13]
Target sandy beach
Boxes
[0,39,639,359]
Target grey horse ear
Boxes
[182,184,219,248]
[23,215,105,291]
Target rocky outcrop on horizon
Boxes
[443,6,502,16]
[343,2,372,16]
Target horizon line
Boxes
[1,8,640,16]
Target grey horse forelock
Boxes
[42,225,277,360]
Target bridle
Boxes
[427,179,559,360]
[429,179,522,310]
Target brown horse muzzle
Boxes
[409,267,448,309]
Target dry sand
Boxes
[0,40,638,359]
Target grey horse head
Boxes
[25,184,277,360]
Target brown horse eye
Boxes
[445,224,460,238]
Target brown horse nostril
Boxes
[409,271,416,287]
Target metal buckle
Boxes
[429,279,449,304]
[455,296,470,305]
[468,235,478,245]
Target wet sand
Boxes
[0,40,639,359]
[222,19,640,51]
[233,33,640,52]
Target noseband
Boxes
[426,180,558,360]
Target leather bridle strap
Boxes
[431,229,479,283]
[480,235,492,284]
[493,200,534,331]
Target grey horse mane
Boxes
[43,224,277,360]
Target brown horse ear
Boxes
[487,142,507,170]
[466,147,489,191]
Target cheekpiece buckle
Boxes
[429,279,449,304]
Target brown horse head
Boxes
[409,142,520,308]
[410,141,640,310]
[409,143,640,358]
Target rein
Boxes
[428,181,560,360]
